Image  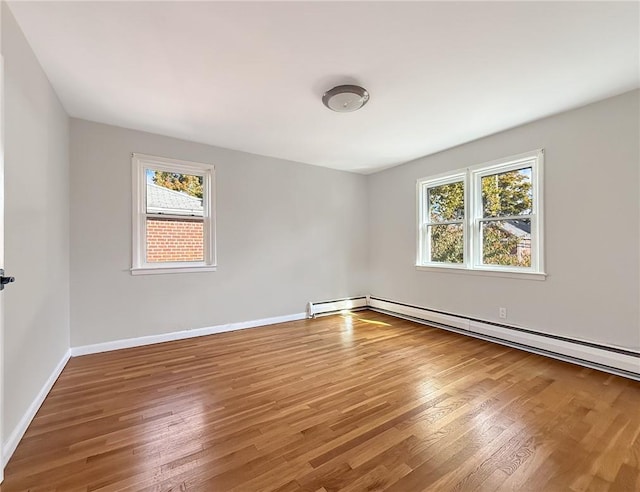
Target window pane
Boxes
[481,219,531,267]
[146,169,204,216]
[146,217,204,263]
[482,167,532,218]
[429,224,464,263]
[428,181,464,222]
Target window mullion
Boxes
[468,171,482,269]
[146,213,205,221]
[425,219,464,227]
[477,214,533,223]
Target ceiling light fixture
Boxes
[322,85,370,113]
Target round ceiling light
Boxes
[322,85,370,113]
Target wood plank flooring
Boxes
[2,311,639,491]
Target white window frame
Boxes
[131,153,217,275]
[416,149,545,280]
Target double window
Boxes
[417,150,544,277]
[132,154,216,274]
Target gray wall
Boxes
[69,119,369,346]
[369,90,640,350]
[2,4,70,442]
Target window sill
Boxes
[131,265,217,275]
[416,265,546,281]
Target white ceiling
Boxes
[8,1,640,174]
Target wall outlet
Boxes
[499,307,507,319]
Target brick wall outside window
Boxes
[146,217,204,262]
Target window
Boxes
[420,172,466,266]
[132,153,216,274]
[417,150,544,277]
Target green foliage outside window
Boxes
[428,181,464,263]
[153,171,203,198]
[482,221,531,267]
[430,224,464,263]
[481,168,532,218]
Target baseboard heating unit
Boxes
[366,296,640,381]
[306,296,368,318]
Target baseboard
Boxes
[70,312,307,357]
[368,296,640,381]
[2,349,71,468]
[306,296,368,318]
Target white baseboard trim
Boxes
[2,349,71,468]
[70,312,307,357]
[368,297,640,381]
[306,296,368,318]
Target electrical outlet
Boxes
[499,307,507,319]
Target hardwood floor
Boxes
[2,311,639,491]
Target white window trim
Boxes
[416,149,545,278]
[415,265,546,280]
[131,153,217,275]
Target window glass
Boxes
[428,181,464,222]
[481,167,532,218]
[146,170,204,217]
[481,219,531,267]
[146,217,204,263]
[429,223,464,264]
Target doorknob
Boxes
[0,269,15,290]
